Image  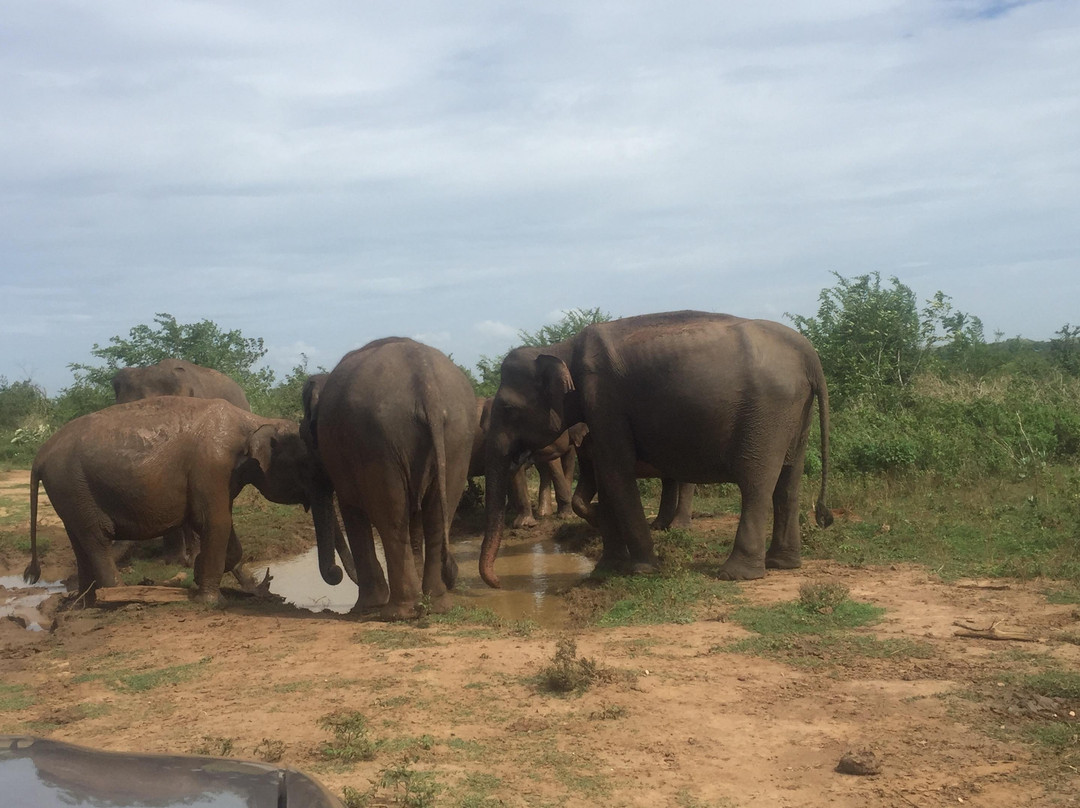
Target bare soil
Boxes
[2,469,1079,807]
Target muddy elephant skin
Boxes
[23,397,315,604]
[481,310,831,587]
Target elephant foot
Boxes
[379,601,421,622]
[630,559,661,576]
[512,514,537,529]
[649,518,670,531]
[192,588,224,606]
[427,592,453,614]
[352,587,390,613]
[555,505,575,520]
[716,557,766,581]
[765,552,802,570]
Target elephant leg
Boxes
[162,526,196,566]
[766,462,804,570]
[718,477,777,581]
[671,483,695,528]
[510,466,536,528]
[535,464,555,517]
[375,514,423,621]
[418,486,454,614]
[592,451,658,574]
[68,524,120,602]
[339,506,390,612]
[651,478,679,530]
[571,456,601,528]
[190,492,235,604]
[552,452,575,518]
[409,511,425,582]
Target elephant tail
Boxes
[812,360,833,529]
[23,466,42,584]
[428,407,458,591]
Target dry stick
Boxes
[952,619,1038,642]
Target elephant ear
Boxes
[246,423,278,474]
[535,354,575,433]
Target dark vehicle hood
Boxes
[0,735,344,808]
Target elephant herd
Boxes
[23,310,832,619]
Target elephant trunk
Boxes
[310,485,348,585]
[480,447,511,589]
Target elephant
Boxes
[111,358,251,566]
[23,396,318,604]
[112,358,250,409]
[308,338,479,619]
[480,311,832,587]
[468,397,576,528]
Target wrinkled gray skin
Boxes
[481,311,832,587]
[311,339,479,619]
[23,397,317,604]
[111,359,251,566]
[469,398,576,528]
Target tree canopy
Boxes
[69,313,273,391]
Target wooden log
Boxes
[94,586,192,605]
[952,620,1038,642]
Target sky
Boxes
[2,0,1078,394]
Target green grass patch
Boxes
[721,633,935,669]
[1044,587,1080,605]
[1022,670,1080,701]
[731,598,884,636]
[74,658,210,692]
[593,572,740,627]
[425,604,536,637]
[0,684,34,711]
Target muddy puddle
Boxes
[0,576,66,631]
[267,535,593,628]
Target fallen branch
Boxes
[94,586,192,605]
[955,579,1011,590]
[952,619,1038,642]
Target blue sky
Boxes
[2,0,1077,393]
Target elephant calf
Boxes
[24,396,316,604]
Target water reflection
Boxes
[0,576,66,631]
[267,535,593,628]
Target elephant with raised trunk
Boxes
[23,397,320,604]
[309,338,478,619]
[480,311,832,587]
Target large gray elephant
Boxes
[480,311,832,587]
[111,359,250,565]
[309,338,479,619]
[112,358,250,409]
[23,397,318,604]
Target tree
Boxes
[788,272,982,406]
[68,313,276,404]
[471,308,613,397]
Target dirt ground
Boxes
[2,469,1079,807]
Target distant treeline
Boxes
[3,279,1079,480]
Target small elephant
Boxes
[23,396,317,604]
[563,424,694,530]
[111,359,251,566]
[309,338,479,619]
[481,311,832,587]
[469,398,576,528]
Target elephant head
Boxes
[480,344,580,588]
